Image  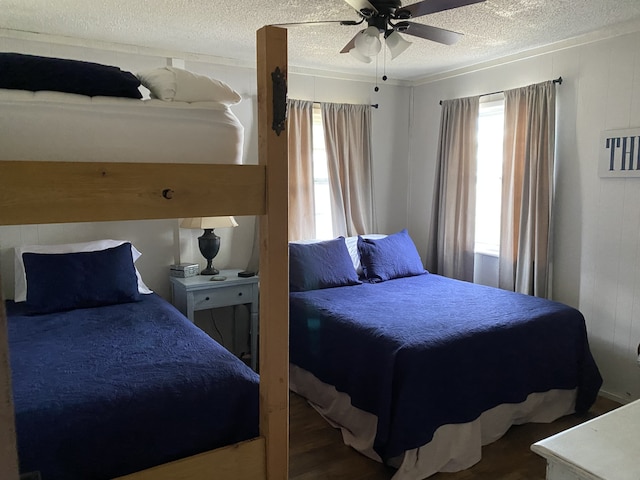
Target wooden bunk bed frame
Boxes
[0,26,289,480]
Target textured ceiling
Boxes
[2,0,640,81]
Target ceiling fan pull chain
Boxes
[375,42,388,92]
[383,42,388,83]
[374,53,380,92]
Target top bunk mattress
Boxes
[0,89,244,164]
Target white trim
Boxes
[474,246,499,258]
[409,17,640,87]
[0,28,255,70]
[598,388,631,406]
[287,65,405,86]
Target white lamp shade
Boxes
[349,47,373,63]
[355,26,382,57]
[386,31,412,59]
[180,216,238,229]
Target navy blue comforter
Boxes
[7,294,259,480]
[290,273,602,461]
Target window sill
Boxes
[474,247,499,258]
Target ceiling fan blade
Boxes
[398,22,462,45]
[340,33,359,53]
[399,0,485,18]
[344,0,378,16]
[271,20,360,27]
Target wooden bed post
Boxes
[0,281,19,480]
[256,26,289,480]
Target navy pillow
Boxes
[358,229,427,282]
[23,243,141,314]
[0,52,142,99]
[289,238,361,292]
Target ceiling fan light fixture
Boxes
[354,26,382,57]
[386,30,412,59]
[349,47,373,63]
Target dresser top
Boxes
[532,399,640,480]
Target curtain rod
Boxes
[312,101,379,109]
[438,77,563,106]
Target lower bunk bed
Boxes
[288,232,603,480]
[7,289,258,480]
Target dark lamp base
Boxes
[198,228,221,277]
[201,266,219,275]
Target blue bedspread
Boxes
[290,273,602,461]
[7,294,259,480]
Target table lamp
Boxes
[180,216,238,275]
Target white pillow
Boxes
[345,234,387,275]
[14,239,153,302]
[136,67,175,100]
[136,66,242,105]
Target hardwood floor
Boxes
[289,392,621,480]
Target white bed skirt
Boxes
[290,363,577,480]
[0,89,244,164]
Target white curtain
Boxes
[287,99,316,241]
[321,102,374,237]
[499,80,556,297]
[427,96,479,281]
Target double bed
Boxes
[0,25,289,480]
[289,231,602,480]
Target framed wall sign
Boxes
[599,128,640,178]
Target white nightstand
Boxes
[169,269,259,371]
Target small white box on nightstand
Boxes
[169,263,199,278]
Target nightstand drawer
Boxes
[192,284,253,310]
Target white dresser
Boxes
[531,399,640,480]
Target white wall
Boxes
[408,30,640,403]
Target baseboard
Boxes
[598,389,631,405]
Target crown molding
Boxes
[0,27,409,86]
[409,17,640,87]
[288,64,407,86]
[0,28,255,69]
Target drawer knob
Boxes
[238,292,243,297]
[205,296,210,301]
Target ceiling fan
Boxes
[275,0,486,63]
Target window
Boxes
[474,98,504,256]
[290,101,372,241]
[312,105,333,239]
